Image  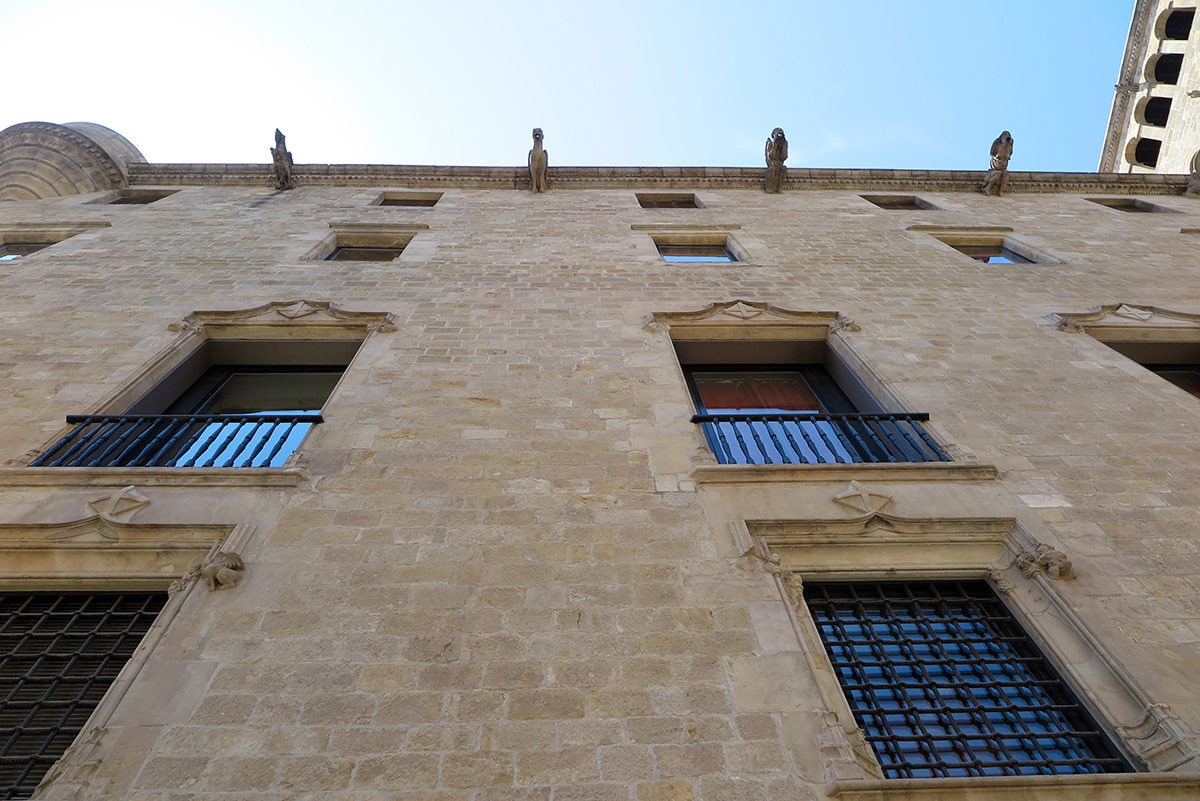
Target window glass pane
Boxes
[200,371,341,414]
[657,244,734,262]
[954,245,1032,264]
[326,246,405,261]
[804,581,1131,778]
[0,244,46,261]
[691,371,820,413]
[1151,367,1200,398]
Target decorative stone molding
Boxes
[86,485,150,523]
[728,520,754,556]
[1016,542,1076,580]
[1051,303,1200,335]
[650,300,850,342]
[169,299,398,336]
[831,480,893,515]
[1118,703,1200,771]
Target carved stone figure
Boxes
[1187,167,1200,196]
[764,127,788,194]
[200,551,246,591]
[979,131,1013,196]
[270,128,295,191]
[1016,543,1075,580]
[528,128,548,193]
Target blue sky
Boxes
[1,0,1133,171]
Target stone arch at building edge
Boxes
[0,121,145,200]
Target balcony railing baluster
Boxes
[29,414,323,468]
[690,412,950,465]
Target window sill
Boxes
[0,466,307,488]
[690,461,997,484]
[829,772,1200,801]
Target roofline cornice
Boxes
[128,163,1191,195]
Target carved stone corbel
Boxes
[1015,543,1075,580]
[828,316,861,334]
[171,550,245,595]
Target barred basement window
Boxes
[803,580,1131,779]
[0,592,166,799]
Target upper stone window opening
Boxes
[861,194,938,210]
[637,193,699,209]
[374,191,442,207]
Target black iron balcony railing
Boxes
[29,413,323,468]
[691,412,950,465]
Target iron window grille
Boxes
[803,580,1131,778]
[0,592,165,799]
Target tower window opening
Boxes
[1165,8,1195,40]
[1134,137,1163,168]
[1143,97,1172,127]
[1153,53,1184,84]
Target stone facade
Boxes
[2,124,1200,800]
[1100,0,1200,173]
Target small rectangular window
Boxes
[0,592,166,798]
[1085,197,1174,214]
[861,195,937,210]
[924,231,1053,266]
[637,193,699,209]
[374,191,442,207]
[804,580,1131,778]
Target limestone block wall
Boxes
[1,176,1199,800]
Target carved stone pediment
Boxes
[649,300,857,337]
[751,513,1019,577]
[169,299,397,336]
[1051,304,1200,335]
[0,517,234,588]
